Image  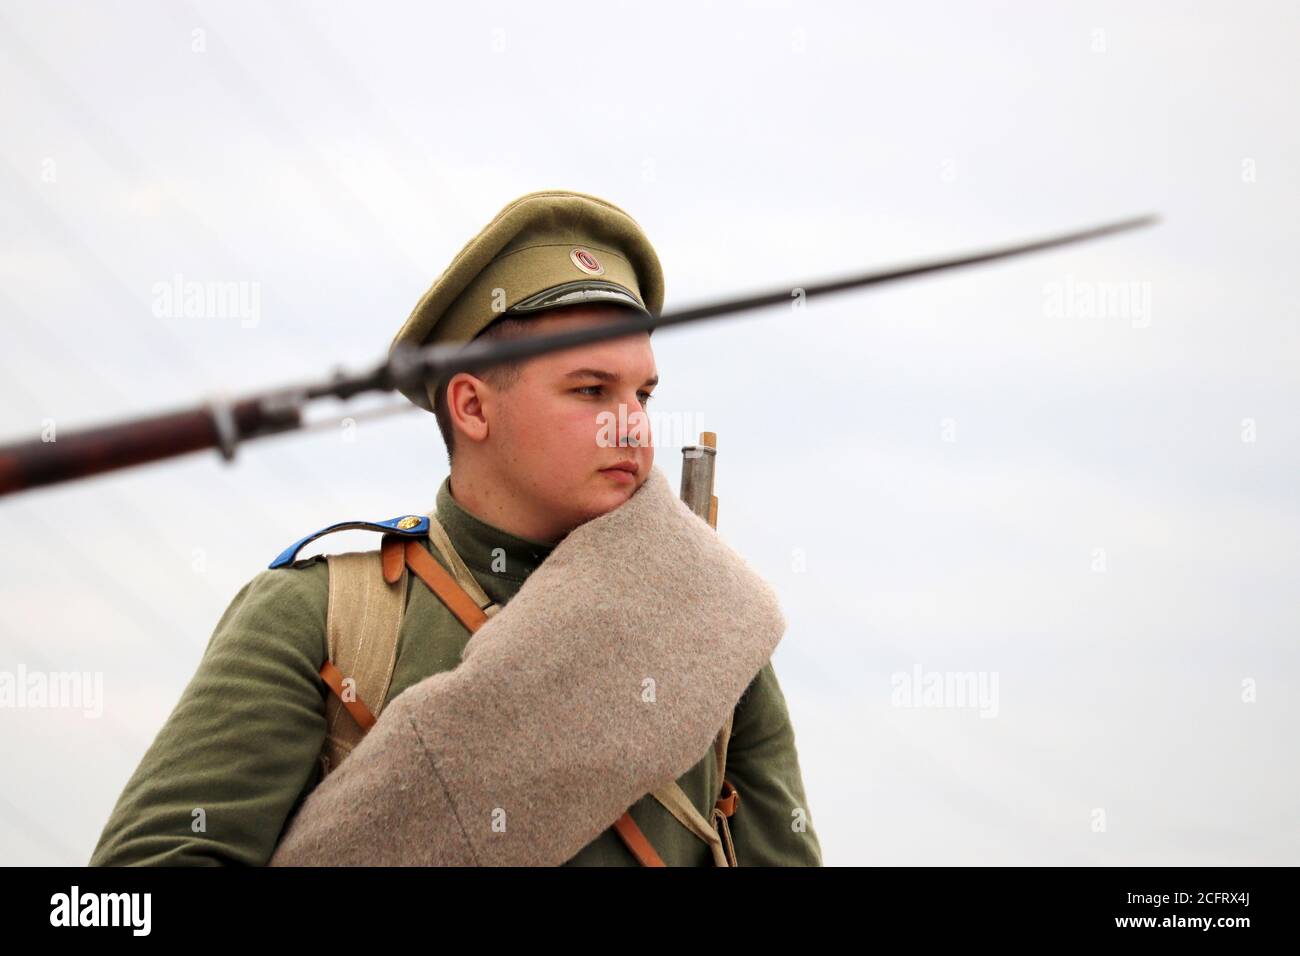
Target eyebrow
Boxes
[564,367,659,387]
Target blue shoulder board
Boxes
[268,514,430,569]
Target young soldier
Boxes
[90,190,822,866]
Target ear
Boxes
[446,372,490,445]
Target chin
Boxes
[579,475,639,514]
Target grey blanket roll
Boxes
[269,464,786,866]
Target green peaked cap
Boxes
[390,190,665,412]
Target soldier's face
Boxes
[485,306,657,531]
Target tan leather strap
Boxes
[612,813,666,867]
[319,660,377,731]
[404,539,490,633]
[382,532,405,584]
[715,779,740,818]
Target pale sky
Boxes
[1,0,1296,865]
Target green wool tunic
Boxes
[90,477,822,866]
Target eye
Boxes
[573,385,654,405]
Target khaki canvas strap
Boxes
[424,513,500,619]
[318,535,408,777]
[649,783,728,866]
[648,708,738,867]
[716,710,733,788]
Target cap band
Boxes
[506,279,649,316]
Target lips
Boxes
[600,460,639,477]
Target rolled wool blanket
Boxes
[269,464,786,866]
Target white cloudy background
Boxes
[0,1,1296,866]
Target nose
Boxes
[617,394,652,449]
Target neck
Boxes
[448,459,565,545]
[434,472,557,600]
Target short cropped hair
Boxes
[432,315,533,466]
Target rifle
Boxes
[0,214,1158,499]
[681,431,719,530]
